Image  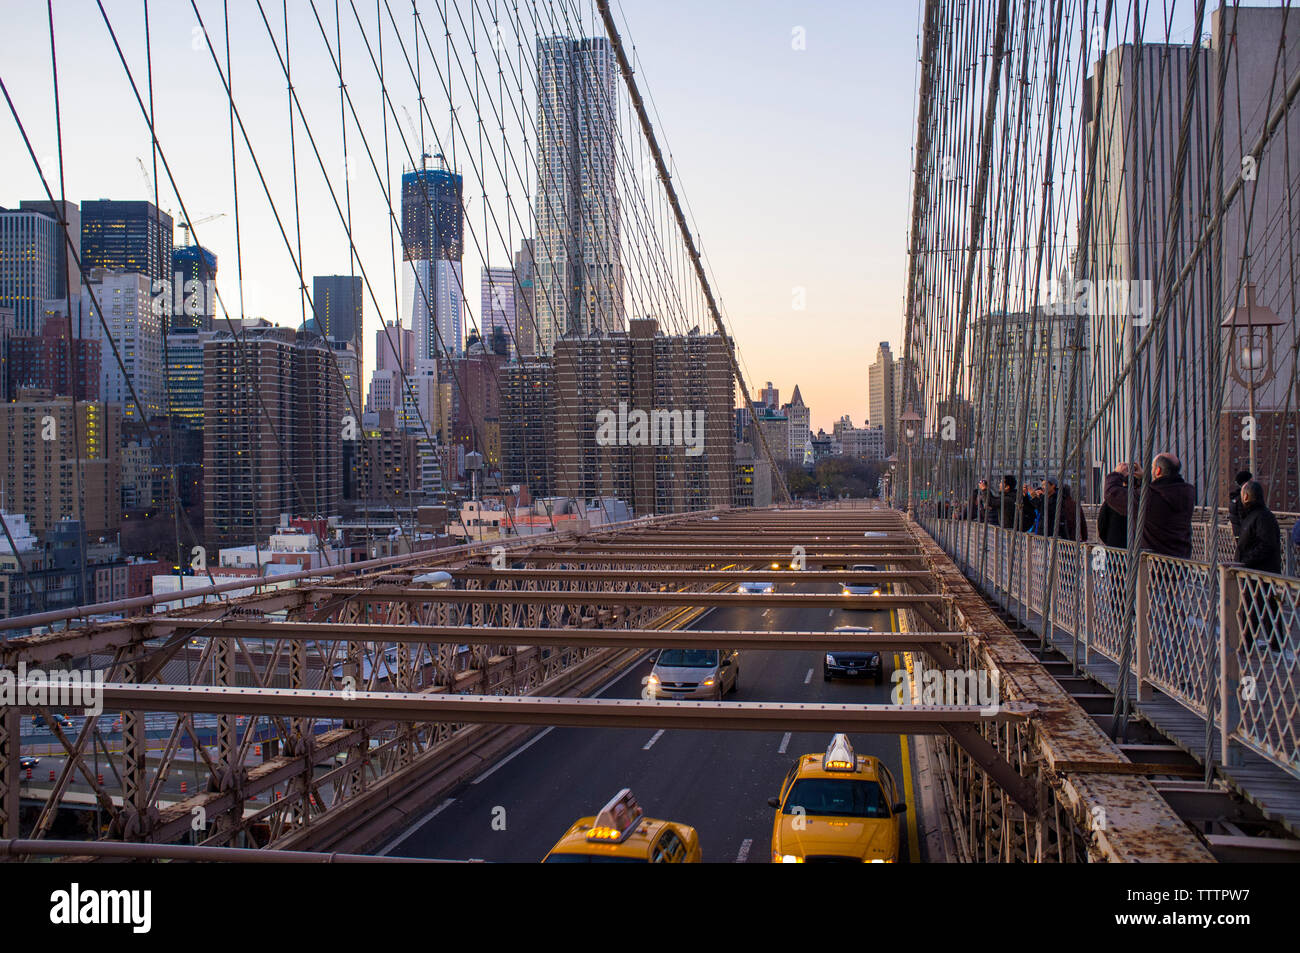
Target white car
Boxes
[738,581,775,594]
[840,581,881,598]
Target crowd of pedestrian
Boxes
[960,453,1295,657]
[961,473,1088,540]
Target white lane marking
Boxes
[378,797,455,855]
[803,668,813,685]
[474,727,554,784]
[642,729,665,751]
[735,838,753,863]
[473,652,648,785]
[778,732,792,754]
[828,609,834,616]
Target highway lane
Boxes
[385,576,924,863]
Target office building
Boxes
[18,199,80,300]
[481,265,518,359]
[499,358,555,497]
[0,390,122,537]
[513,239,537,357]
[553,317,733,514]
[202,326,344,547]
[973,309,1088,481]
[534,36,622,352]
[5,314,100,401]
[170,243,217,331]
[868,342,896,455]
[782,385,812,462]
[401,158,465,360]
[82,270,164,421]
[80,200,173,286]
[0,206,58,334]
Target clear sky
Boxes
[0,0,920,433]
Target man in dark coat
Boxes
[1236,481,1284,652]
[1236,480,1282,573]
[1097,463,1140,548]
[968,479,994,522]
[1036,480,1059,536]
[1104,454,1195,558]
[1054,484,1086,541]
[998,475,1022,530]
[1228,469,1252,539]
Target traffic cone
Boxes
[49,770,55,782]
[180,781,188,794]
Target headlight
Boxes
[825,654,835,665]
[701,677,715,687]
[647,674,660,685]
[780,855,803,864]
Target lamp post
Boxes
[886,454,899,509]
[900,408,922,518]
[1220,283,1283,474]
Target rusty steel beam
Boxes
[86,682,1035,733]
[302,588,950,609]
[449,568,934,584]
[144,618,968,651]
[510,552,933,566]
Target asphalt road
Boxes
[384,577,923,863]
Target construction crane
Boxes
[177,213,225,246]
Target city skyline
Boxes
[0,1,919,431]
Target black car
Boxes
[823,650,882,683]
[20,755,39,770]
[824,626,883,683]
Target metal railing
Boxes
[926,515,1298,780]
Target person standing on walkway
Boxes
[1235,481,1284,653]
[1097,462,1140,548]
[1105,453,1195,558]
[1228,469,1252,540]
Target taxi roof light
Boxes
[586,788,644,843]
[823,733,857,772]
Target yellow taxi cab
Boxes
[542,789,702,863]
[768,734,906,863]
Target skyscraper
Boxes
[401,157,464,360]
[868,342,897,455]
[0,206,58,334]
[782,385,811,462]
[535,36,622,353]
[513,239,537,358]
[82,270,164,421]
[18,199,80,301]
[481,265,517,358]
[553,317,734,514]
[312,274,363,355]
[170,244,217,332]
[203,326,343,547]
[80,200,173,286]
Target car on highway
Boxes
[768,734,906,863]
[841,563,882,600]
[737,580,775,594]
[542,789,702,863]
[646,647,739,700]
[824,626,883,683]
[20,755,39,770]
[32,713,73,730]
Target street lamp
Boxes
[899,408,922,518]
[886,453,899,508]
[1221,283,1283,473]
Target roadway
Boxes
[383,575,925,863]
